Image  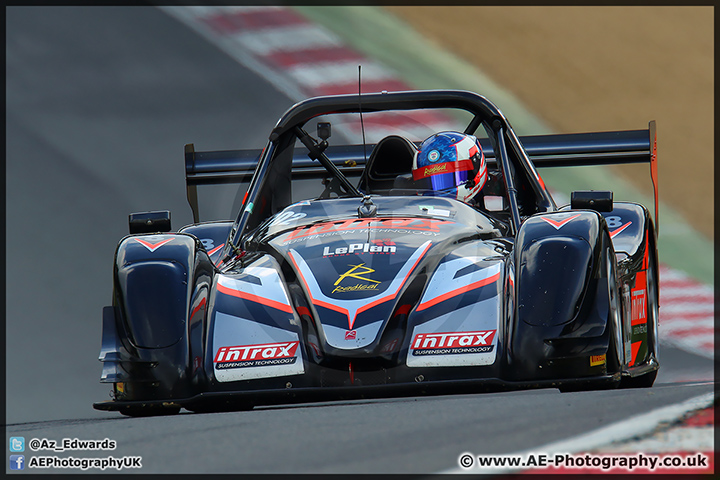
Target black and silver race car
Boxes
[94,90,659,416]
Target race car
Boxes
[93,90,659,416]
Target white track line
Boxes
[288,61,394,88]
[440,391,715,474]
[231,26,342,56]
[159,6,308,104]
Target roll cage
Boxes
[221,90,556,262]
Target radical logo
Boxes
[332,263,381,294]
[421,163,448,177]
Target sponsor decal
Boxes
[322,239,396,257]
[282,217,453,244]
[540,213,581,230]
[134,237,173,252]
[214,341,299,369]
[410,330,496,356]
[344,330,357,340]
[332,263,381,294]
[590,354,606,366]
[633,324,648,335]
[631,281,647,326]
[630,269,647,328]
[412,159,473,181]
[428,149,440,162]
[422,163,448,176]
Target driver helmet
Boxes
[412,131,487,203]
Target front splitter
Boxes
[93,373,620,412]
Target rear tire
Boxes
[620,243,659,389]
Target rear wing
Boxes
[185,121,657,229]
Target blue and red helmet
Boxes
[412,132,487,203]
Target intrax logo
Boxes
[412,331,496,349]
[214,341,299,363]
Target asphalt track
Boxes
[5,6,715,474]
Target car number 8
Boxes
[605,216,623,228]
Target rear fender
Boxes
[601,203,657,369]
[563,201,659,370]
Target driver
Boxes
[412,131,487,205]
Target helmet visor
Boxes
[416,169,471,195]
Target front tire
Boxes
[559,241,622,393]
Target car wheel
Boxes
[620,241,659,389]
[559,242,622,393]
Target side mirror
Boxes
[571,190,613,212]
[129,210,171,234]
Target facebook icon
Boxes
[9,455,25,470]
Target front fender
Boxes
[102,233,213,401]
[507,211,617,380]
